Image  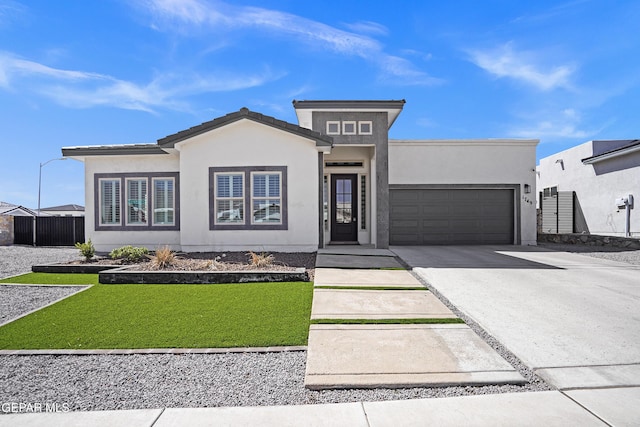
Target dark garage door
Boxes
[390,189,514,245]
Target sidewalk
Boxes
[0,390,618,426]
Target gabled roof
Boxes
[62,108,333,158]
[158,107,333,148]
[41,204,85,212]
[0,205,38,216]
[582,139,640,164]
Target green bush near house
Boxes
[74,239,95,261]
[109,245,149,262]
[0,278,313,349]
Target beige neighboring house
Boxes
[62,100,539,252]
[40,204,85,217]
[537,139,639,237]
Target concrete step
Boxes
[305,324,525,389]
[313,268,423,288]
[311,289,456,320]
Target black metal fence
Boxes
[13,216,85,246]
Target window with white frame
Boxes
[152,177,175,226]
[100,179,121,225]
[215,173,244,224]
[342,121,356,135]
[251,172,281,224]
[126,178,147,225]
[326,121,340,135]
[358,121,372,135]
[94,172,179,231]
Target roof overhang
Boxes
[292,100,406,130]
[62,144,169,160]
[582,140,640,164]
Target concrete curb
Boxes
[0,346,307,356]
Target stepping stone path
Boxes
[305,249,525,389]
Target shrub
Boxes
[151,246,176,269]
[247,251,274,267]
[109,245,149,262]
[75,240,95,261]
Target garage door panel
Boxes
[390,189,514,245]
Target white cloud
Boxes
[0,51,280,112]
[342,21,389,36]
[0,52,108,88]
[136,0,439,86]
[0,0,27,28]
[376,55,443,86]
[508,108,593,139]
[468,42,575,90]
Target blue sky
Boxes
[1,0,639,209]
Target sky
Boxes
[1,0,639,209]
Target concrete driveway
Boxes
[392,245,640,391]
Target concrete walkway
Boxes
[1,390,621,426]
[304,250,525,389]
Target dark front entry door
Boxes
[331,174,358,242]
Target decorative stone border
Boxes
[538,233,640,249]
[30,264,310,284]
[32,263,121,274]
[99,267,309,284]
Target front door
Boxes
[331,174,358,242]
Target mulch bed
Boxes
[71,252,317,280]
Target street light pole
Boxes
[37,157,67,216]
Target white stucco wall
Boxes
[176,119,320,252]
[537,141,639,237]
[84,154,181,252]
[389,139,539,245]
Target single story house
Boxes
[63,100,538,252]
[537,139,639,237]
[39,204,85,217]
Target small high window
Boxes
[326,121,340,135]
[358,121,372,135]
[342,121,356,135]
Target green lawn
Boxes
[0,274,313,349]
[0,273,99,285]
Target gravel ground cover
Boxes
[0,246,78,280]
[537,242,640,265]
[0,285,86,325]
[0,352,549,412]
